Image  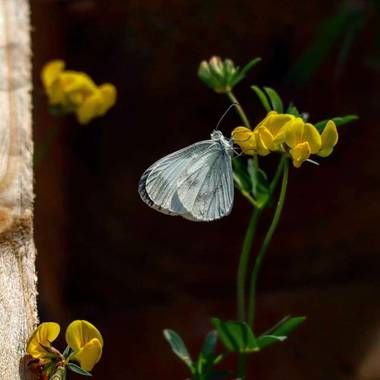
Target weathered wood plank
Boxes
[0,0,38,379]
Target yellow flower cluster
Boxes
[27,320,103,372]
[232,111,338,168]
[41,60,116,124]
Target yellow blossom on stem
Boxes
[231,111,294,156]
[285,118,339,167]
[65,320,103,372]
[285,117,322,168]
[26,322,60,364]
[231,126,257,155]
[232,111,339,168]
[254,111,294,153]
[41,59,117,124]
[318,120,339,157]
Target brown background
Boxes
[31,0,380,379]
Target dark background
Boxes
[31,0,380,379]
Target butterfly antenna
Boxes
[215,102,240,131]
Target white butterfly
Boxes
[138,130,234,221]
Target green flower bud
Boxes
[198,56,261,93]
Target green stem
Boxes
[50,366,66,380]
[226,90,251,129]
[270,155,286,193]
[237,155,286,321]
[34,123,61,167]
[247,158,289,327]
[237,208,262,321]
[238,354,247,379]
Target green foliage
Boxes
[251,86,271,112]
[212,318,259,354]
[233,157,271,209]
[286,102,302,118]
[285,3,365,85]
[247,159,270,209]
[164,329,227,380]
[231,58,262,88]
[315,115,358,132]
[263,87,283,113]
[232,157,252,195]
[67,363,92,377]
[257,316,306,350]
[251,85,284,112]
[62,345,71,359]
[163,329,193,368]
[198,57,261,93]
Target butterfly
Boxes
[138,130,234,221]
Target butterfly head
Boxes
[211,130,233,154]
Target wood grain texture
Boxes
[0,0,38,379]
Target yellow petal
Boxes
[255,111,278,129]
[285,117,304,148]
[76,92,103,124]
[26,322,60,362]
[254,128,271,156]
[319,120,338,157]
[289,141,311,168]
[98,83,117,114]
[47,79,66,105]
[41,60,65,89]
[60,71,97,95]
[65,320,103,352]
[263,113,294,143]
[255,126,275,156]
[71,338,103,372]
[303,123,322,154]
[231,126,256,155]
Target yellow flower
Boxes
[285,118,339,168]
[76,83,117,124]
[66,320,103,372]
[26,322,60,364]
[254,111,294,154]
[231,126,257,155]
[232,111,339,168]
[41,60,117,124]
[232,111,294,156]
[318,120,338,157]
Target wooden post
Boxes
[0,0,38,379]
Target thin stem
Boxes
[269,155,286,193]
[237,208,262,321]
[226,90,251,129]
[238,354,247,379]
[34,123,61,167]
[247,158,289,327]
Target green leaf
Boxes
[62,345,72,359]
[251,85,271,112]
[247,159,270,208]
[286,102,301,118]
[212,318,259,353]
[257,316,306,350]
[201,330,218,357]
[67,363,92,377]
[196,330,218,376]
[314,114,358,132]
[232,157,252,194]
[232,57,261,87]
[263,87,283,113]
[285,4,352,86]
[163,329,193,367]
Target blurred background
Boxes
[31,0,380,379]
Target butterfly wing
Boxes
[138,141,214,215]
[176,143,234,221]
